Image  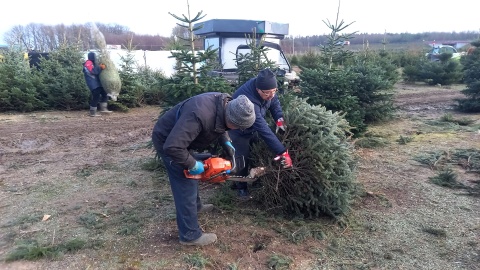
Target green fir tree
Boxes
[0,47,46,112]
[235,31,277,86]
[457,40,480,112]
[297,2,398,135]
[116,38,146,109]
[34,44,89,110]
[162,2,233,106]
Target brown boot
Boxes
[180,233,217,246]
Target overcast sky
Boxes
[1,0,479,44]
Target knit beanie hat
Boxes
[226,95,255,130]
[255,69,277,90]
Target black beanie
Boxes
[255,69,277,90]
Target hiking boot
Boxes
[180,233,217,246]
[89,106,100,117]
[198,204,214,214]
[99,102,112,113]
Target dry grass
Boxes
[0,85,479,269]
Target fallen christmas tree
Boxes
[249,96,360,220]
[90,24,122,101]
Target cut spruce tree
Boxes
[249,96,359,220]
[90,24,122,101]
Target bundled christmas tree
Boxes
[90,24,122,101]
[250,96,359,220]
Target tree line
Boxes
[3,22,479,54]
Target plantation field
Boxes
[0,83,479,270]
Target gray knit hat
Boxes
[226,95,255,130]
[255,68,277,90]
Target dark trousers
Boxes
[159,152,203,242]
[90,87,108,107]
[228,130,257,190]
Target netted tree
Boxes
[90,23,122,101]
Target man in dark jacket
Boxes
[152,92,255,246]
[83,52,111,116]
[228,68,292,198]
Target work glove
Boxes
[274,150,292,169]
[188,160,205,175]
[222,141,235,159]
[275,117,286,133]
[99,63,106,70]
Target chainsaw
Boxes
[184,153,266,183]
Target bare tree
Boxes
[3,22,171,52]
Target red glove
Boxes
[274,150,292,168]
[275,117,286,133]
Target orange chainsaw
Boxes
[184,153,266,183]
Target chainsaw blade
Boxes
[226,176,258,183]
[226,167,267,183]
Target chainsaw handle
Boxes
[193,153,213,161]
[184,156,234,183]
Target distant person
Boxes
[151,92,255,246]
[228,68,292,199]
[82,52,111,117]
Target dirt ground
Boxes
[0,83,479,270]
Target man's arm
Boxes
[251,106,286,155]
[269,96,284,122]
[163,111,202,169]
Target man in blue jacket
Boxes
[229,68,293,198]
[152,93,255,246]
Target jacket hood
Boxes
[87,52,96,62]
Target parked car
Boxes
[425,45,465,61]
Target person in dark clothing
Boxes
[83,52,111,117]
[228,68,292,198]
[151,92,255,246]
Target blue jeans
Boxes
[228,130,257,190]
[159,153,203,242]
